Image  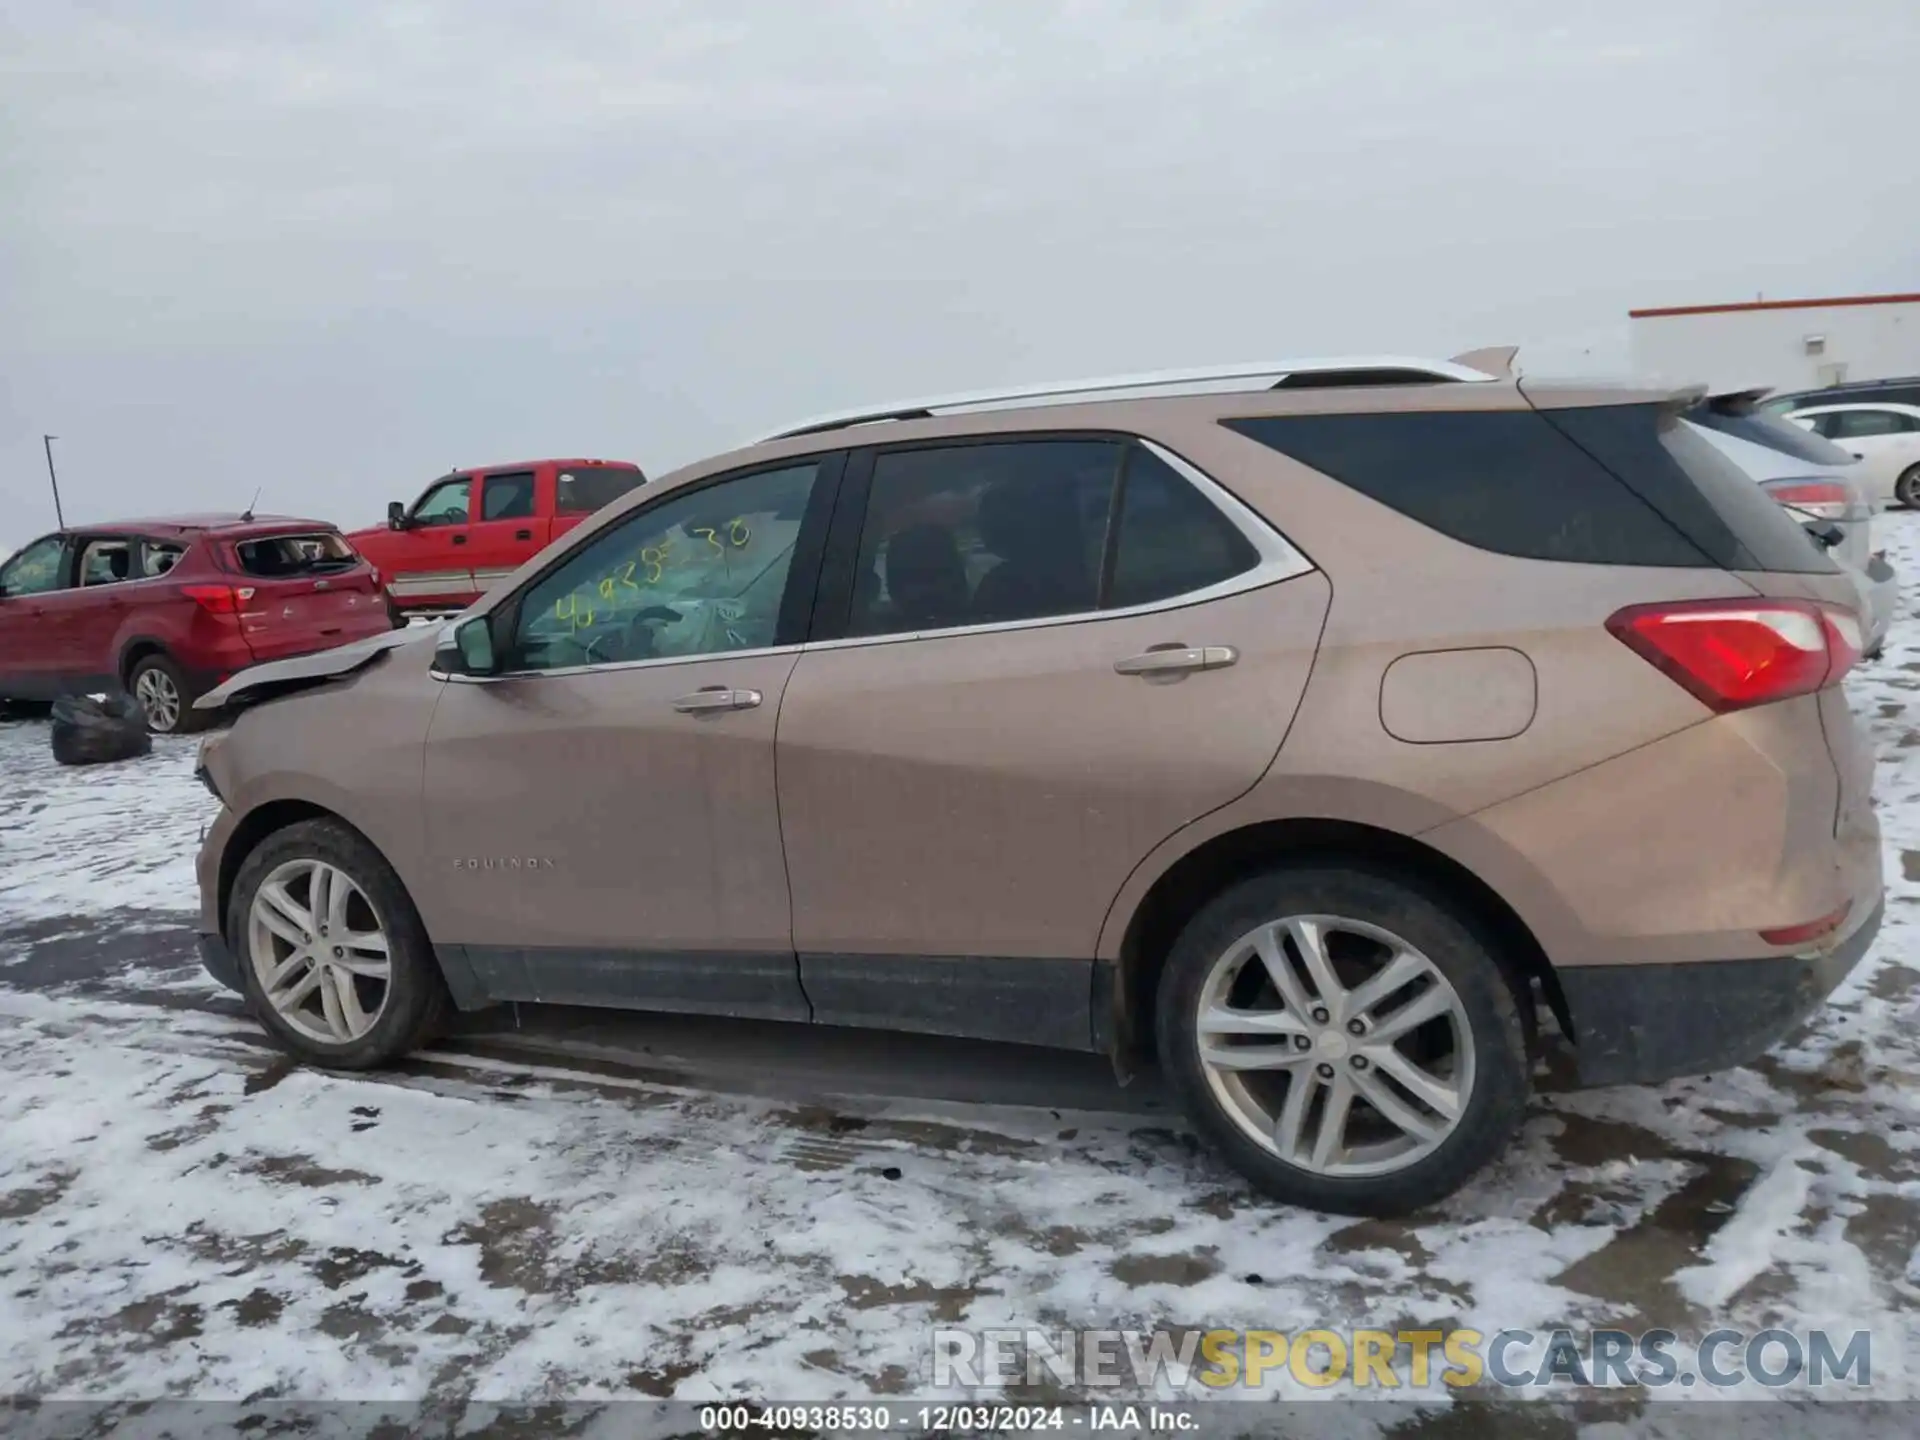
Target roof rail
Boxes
[760,355,1499,442]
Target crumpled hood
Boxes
[195,624,439,710]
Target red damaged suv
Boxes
[0,514,395,734]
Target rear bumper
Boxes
[1557,897,1885,1086]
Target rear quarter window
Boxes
[1224,404,1835,575]
[1223,409,1711,567]
[557,467,646,514]
[1542,403,1836,575]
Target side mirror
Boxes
[453,615,498,675]
[1802,520,1845,551]
[387,501,408,531]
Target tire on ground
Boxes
[1154,863,1530,1217]
[49,692,152,766]
[1896,464,1920,511]
[126,652,213,735]
[226,817,449,1069]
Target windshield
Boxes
[1686,405,1855,467]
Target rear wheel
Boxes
[1155,865,1530,1216]
[127,653,211,735]
[227,818,448,1068]
[1896,464,1920,510]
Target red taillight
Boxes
[1606,598,1860,712]
[180,583,256,615]
[1759,478,1855,520]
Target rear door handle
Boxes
[1114,645,1238,676]
[515,529,532,541]
[670,686,763,713]
[451,534,468,545]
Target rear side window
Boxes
[1686,405,1855,466]
[479,471,537,520]
[1108,447,1258,608]
[557,466,646,514]
[847,440,1118,636]
[1829,409,1915,438]
[1225,405,1834,574]
[234,532,358,577]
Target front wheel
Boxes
[1895,464,1920,511]
[227,818,448,1068]
[1155,865,1530,1216]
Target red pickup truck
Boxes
[348,458,646,613]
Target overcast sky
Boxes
[3,0,1916,536]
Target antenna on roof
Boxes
[240,487,261,522]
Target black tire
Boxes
[1154,864,1530,1217]
[126,652,213,735]
[227,817,449,1068]
[1896,464,1920,511]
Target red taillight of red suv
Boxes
[1607,599,1863,712]
[180,583,257,616]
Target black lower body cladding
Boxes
[1555,899,1884,1087]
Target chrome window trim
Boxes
[437,439,1315,684]
[439,639,801,684]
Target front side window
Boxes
[512,461,821,672]
[846,440,1121,637]
[479,472,537,521]
[411,477,472,527]
[1,536,69,596]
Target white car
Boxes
[1783,401,1920,510]
[1685,391,1898,657]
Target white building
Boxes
[1627,291,1920,393]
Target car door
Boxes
[776,435,1331,1050]
[383,474,477,608]
[0,534,74,698]
[466,469,545,593]
[1825,408,1915,506]
[418,453,842,1020]
[52,536,143,684]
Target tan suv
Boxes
[191,353,1884,1215]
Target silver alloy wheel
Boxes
[247,858,393,1045]
[134,667,180,732]
[1194,914,1476,1178]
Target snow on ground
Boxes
[1,516,1919,1421]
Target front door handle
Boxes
[670,686,763,713]
[451,534,468,546]
[515,528,532,541]
[1114,645,1238,676]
